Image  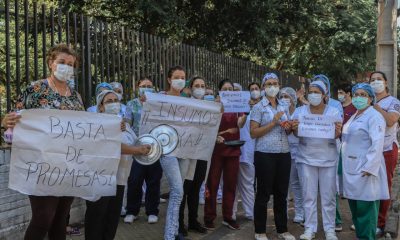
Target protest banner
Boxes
[298,114,338,139]
[219,91,250,113]
[139,93,222,161]
[9,109,122,200]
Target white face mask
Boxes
[171,79,186,91]
[54,64,74,82]
[281,98,291,106]
[250,90,261,100]
[192,88,205,99]
[104,102,121,115]
[265,86,280,97]
[338,94,346,103]
[308,93,323,106]
[370,80,385,93]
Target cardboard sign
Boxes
[298,114,336,139]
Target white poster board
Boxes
[9,109,122,201]
[219,91,250,113]
[139,93,222,161]
[298,114,337,139]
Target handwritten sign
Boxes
[139,93,222,161]
[298,114,338,139]
[219,91,250,113]
[9,109,122,200]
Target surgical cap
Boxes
[262,72,279,86]
[352,83,376,104]
[310,80,327,95]
[110,82,124,93]
[96,90,118,112]
[312,74,331,96]
[233,83,243,91]
[95,82,113,96]
[279,87,297,105]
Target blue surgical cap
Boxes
[310,80,328,95]
[279,87,297,105]
[262,73,279,86]
[352,83,376,104]
[312,74,331,96]
[95,82,113,96]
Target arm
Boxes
[237,114,247,128]
[250,119,278,139]
[121,143,151,156]
[374,104,399,127]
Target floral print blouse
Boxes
[15,79,85,111]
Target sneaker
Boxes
[325,231,338,240]
[277,232,295,240]
[120,207,127,216]
[204,221,215,230]
[350,224,355,231]
[188,222,207,234]
[293,217,304,225]
[300,229,315,240]
[376,227,383,236]
[335,224,343,232]
[222,219,240,230]
[148,215,158,224]
[160,198,167,203]
[255,233,269,240]
[124,214,138,224]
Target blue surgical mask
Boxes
[204,95,215,101]
[352,96,369,110]
[139,87,154,97]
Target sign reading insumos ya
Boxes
[139,93,223,161]
[9,109,122,201]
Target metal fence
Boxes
[0,0,304,139]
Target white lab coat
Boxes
[341,106,390,201]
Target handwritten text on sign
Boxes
[298,114,336,139]
[140,93,222,161]
[9,109,122,200]
[219,91,250,113]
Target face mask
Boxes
[204,95,215,101]
[192,88,206,99]
[265,86,280,97]
[171,79,186,91]
[338,94,345,103]
[250,90,261,100]
[139,87,154,97]
[116,93,123,100]
[352,96,369,110]
[308,93,322,106]
[104,102,121,115]
[67,79,75,90]
[54,64,74,82]
[370,80,385,93]
[281,98,291,106]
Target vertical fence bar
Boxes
[15,0,21,95]
[121,28,127,99]
[33,1,38,81]
[80,14,86,102]
[85,16,91,107]
[105,22,110,81]
[50,7,55,46]
[111,24,116,82]
[100,21,104,82]
[41,4,47,79]
[93,20,98,87]
[116,26,121,83]
[5,0,11,111]
[66,12,70,45]
[24,0,30,85]
[57,7,62,42]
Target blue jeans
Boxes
[160,156,184,240]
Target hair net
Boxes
[233,83,243,91]
[262,72,279,86]
[279,87,297,105]
[110,82,124,93]
[310,80,327,95]
[95,82,113,96]
[352,83,376,104]
[96,90,118,112]
[312,74,331,96]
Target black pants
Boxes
[25,196,74,240]
[85,185,125,240]
[179,160,208,227]
[126,160,162,216]
[254,152,291,234]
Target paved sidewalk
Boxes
[69,197,393,240]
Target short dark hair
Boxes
[218,78,234,91]
[337,83,352,94]
[189,76,205,88]
[370,71,388,82]
[248,82,261,90]
[137,77,152,87]
[167,65,185,78]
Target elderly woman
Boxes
[292,81,342,240]
[341,83,389,240]
[279,87,304,225]
[368,71,400,235]
[250,73,295,240]
[84,90,150,240]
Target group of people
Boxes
[1,43,399,240]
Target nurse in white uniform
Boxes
[342,83,389,240]
[279,87,304,224]
[292,81,342,240]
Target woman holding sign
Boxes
[341,83,389,240]
[291,80,342,240]
[250,73,295,240]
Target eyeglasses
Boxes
[103,99,119,104]
[264,82,279,87]
[353,93,369,98]
[139,85,153,88]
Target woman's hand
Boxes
[273,111,284,124]
[216,136,225,144]
[140,94,147,103]
[2,112,21,129]
[137,144,151,155]
[219,128,238,135]
[280,120,292,131]
[291,120,299,131]
[120,121,127,131]
[335,122,342,138]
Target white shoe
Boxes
[160,198,167,203]
[278,232,295,240]
[199,198,205,205]
[124,214,138,224]
[325,231,338,240]
[350,224,355,231]
[148,215,158,224]
[254,233,269,240]
[120,207,126,216]
[300,229,315,240]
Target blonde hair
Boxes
[46,43,79,69]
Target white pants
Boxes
[298,163,336,233]
[233,163,255,220]
[289,160,304,221]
